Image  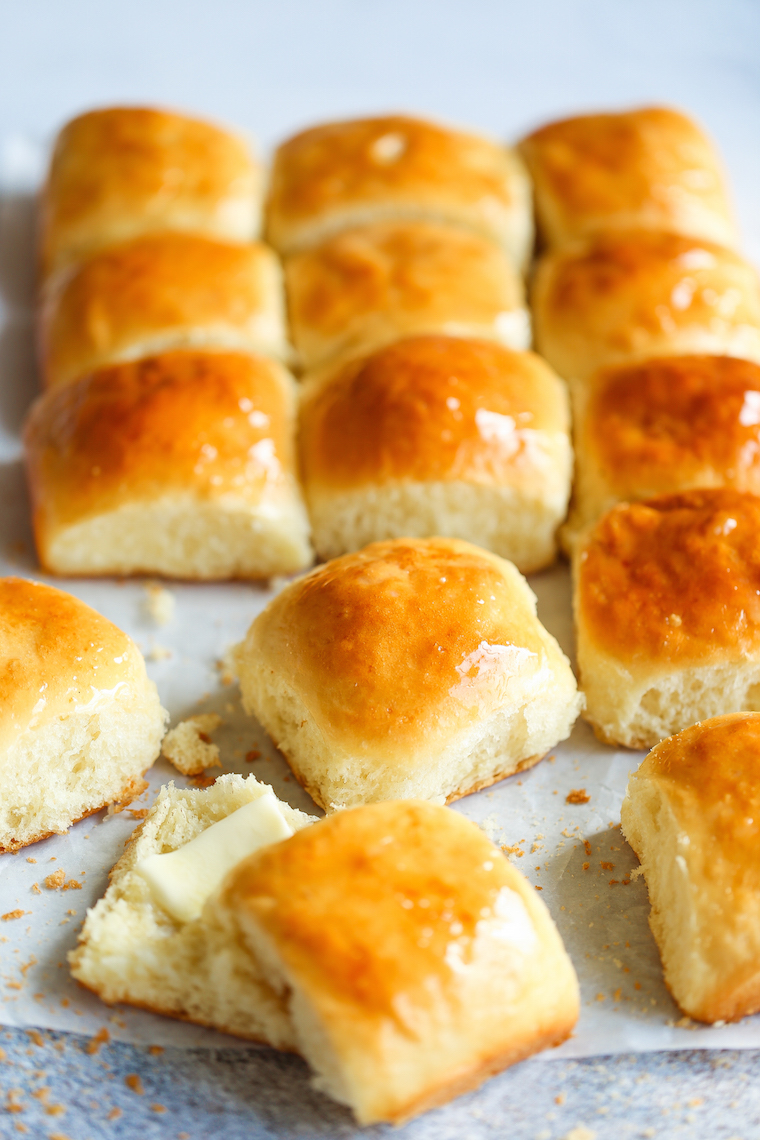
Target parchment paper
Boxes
[1,142,759,1057]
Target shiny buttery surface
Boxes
[519,106,736,248]
[41,106,259,275]
[587,354,760,497]
[578,488,760,663]
[0,576,143,750]
[285,220,525,369]
[300,335,567,487]
[224,800,538,1022]
[252,537,546,750]
[266,114,527,252]
[533,229,760,378]
[635,713,760,881]
[24,350,296,527]
[41,232,283,388]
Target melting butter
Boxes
[136,792,294,923]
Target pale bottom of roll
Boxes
[38,493,313,580]
[307,479,568,574]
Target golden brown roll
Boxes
[236,537,583,811]
[573,488,760,748]
[565,354,760,544]
[285,219,529,371]
[299,335,571,570]
[519,106,737,251]
[265,114,533,269]
[533,230,760,383]
[621,713,760,1024]
[218,800,580,1124]
[0,577,166,852]
[41,106,262,278]
[24,350,312,579]
[40,232,287,389]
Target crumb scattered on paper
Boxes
[162,715,222,775]
[125,1074,144,1095]
[146,643,172,662]
[216,645,238,685]
[143,583,175,626]
[566,788,591,804]
[2,910,26,921]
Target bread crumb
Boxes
[125,1074,144,1095]
[2,910,26,921]
[26,1030,43,1047]
[146,644,172,662]
[30,883,41,895]
[245,750,261,762]
[150,1103,167,1113]
[44,870,81,891]
[126,809,149,819]
[143,583,175,626]
[600,861,614,871]
[217,645,238,685]
[162,715,222,775]
[582,862,590,870]
[148,1045,164,1055]
[26,858,36,864]
[555,1092,566,1105]
[501,843,524,857]
[107,1107,121,1121]
[566,789,590,804]
[85,1028,110,1055]
[595,993,605,1001]
[583,839,592,856]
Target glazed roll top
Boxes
[219,799,580,1125]
[574,487,760,748]
[265,114,533,270]
[285,220,529,371]
[40,232,287,388]
[236,536,582,810]
[621,713,760,1023]
[565,354,760,541]
[519,105,737,251]
[0,577,166,851]
[532,229,760,384]
[40,106,262,279]
[24,350,312,579]
[299,335,571,570]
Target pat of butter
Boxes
[135,792,294,923]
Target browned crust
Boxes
[383,1020,575,1126]
[0,773,149,854]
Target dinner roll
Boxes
[0,577,166,852]
[621,714,760,1023]
[519,106,737,251]
[265,114,533,270]
[533,230,760,384]
[564,354,760,545]
[574,488,760,749]
[69,774,317,1044]
[24,350,312,580]
[237,537,583,811]
[219,800,579,1124]
[299,335,571,570]
[41,106,261,278]
[40,233,288,389]
[285,220,529,372]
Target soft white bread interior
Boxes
[284,220,529,372]
[518,105,737,251]
[237,537,583,811]
[621,713,760,1023]
[219,800,579,1125]
[265,114,533,270]
[299,335,571,570]
[24,350,313,580]
[0,577,167,852]
[41,106,262,279]
[574,488,760,749]
[68,774,316,1044]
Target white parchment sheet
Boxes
[1,143,759,1057]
